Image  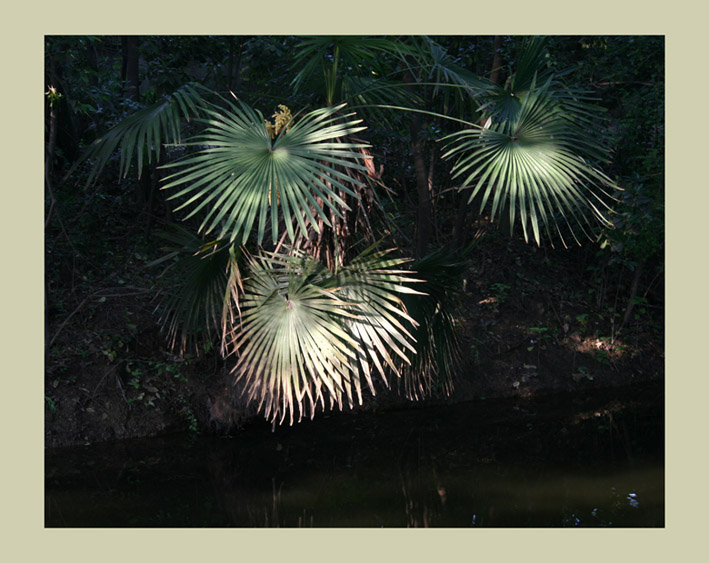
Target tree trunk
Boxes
[411,113,432,257]
[122,36,155,226]
[45,111,58,222]
[226,37,244,91]
[452,193,470,249]
[85,40,99,87]
[227,37,234,90]
[402,65,433,258]
[45,102,58,181]
[122,36,140,100]
[621,259,645,328]
[489,35,504,86]
[46,48,81,164]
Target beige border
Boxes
[3,1,699,560]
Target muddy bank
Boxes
[45,232,663,449]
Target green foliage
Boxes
[161,100,370,245]
[69,83,210,187]
[489,283,511,304]
[398,248,468,398]
[45,395,57,414]
[45,85,63,107]
[527,326,551,350]
[149,225,242,354]
[441,41,618,247]
[176,393,199,434]
[545,37,664,320]
[291,36,411,106]
[600,176,663,265]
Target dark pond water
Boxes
[45,382,664,527]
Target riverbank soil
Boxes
[45,216,664,449]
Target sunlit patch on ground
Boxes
[567,333,630,360]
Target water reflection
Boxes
[45,384,664,527]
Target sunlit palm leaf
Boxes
[68,83,209,187]
[441,78,618,247]
[231,251,359,425]
[334,247,422,402]
[160,101,372,245]
[229,247,422,425]
[475,37,609,144]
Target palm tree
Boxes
[69,35,618,425]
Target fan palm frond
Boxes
[441,77,618,247]
[291,36,413,101]
[68,83,209,187]
[228,246,422,425]
[475,37,605,134]
[414,36,493,100]
[507,36,550,94]
[334,247,423,402]
[160,100,372,246]
[230,250,358,425]
[149,225,243,354]
[398,248,468,399]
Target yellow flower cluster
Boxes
[265,105,293,139]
